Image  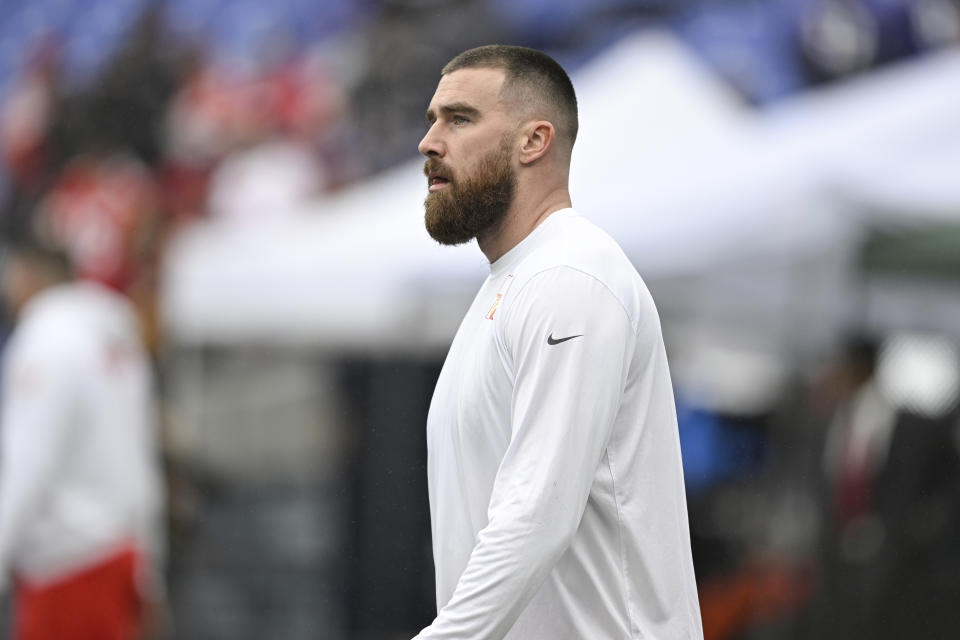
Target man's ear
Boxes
[518,121,555,165]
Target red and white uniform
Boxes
[0,282,164,637]
[416,209,702,639]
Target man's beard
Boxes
[423,140,516,246]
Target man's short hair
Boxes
[443,45,578,152]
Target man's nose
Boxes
[418,125,445,158]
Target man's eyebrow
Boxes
[426,102,481,123]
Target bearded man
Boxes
[414,45,703,639]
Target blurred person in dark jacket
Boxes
[806,336,960,640]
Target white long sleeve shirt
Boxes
[0,282,163,594]
[417,209,702,639]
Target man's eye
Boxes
[452,115,469,125]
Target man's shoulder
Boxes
[504,213,656,331]
[10,283,134,362]
[513,214,643,298]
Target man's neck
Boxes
[478,186,572,263]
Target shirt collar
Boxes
[489,208,575,277]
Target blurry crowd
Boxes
[0,4,346,352]
[0,0,957,639]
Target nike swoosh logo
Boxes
[547,333,583,345]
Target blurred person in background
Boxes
[804,335,960,639]
[803,337,892,638]
[414,45,702,639]
[0,234,165,640]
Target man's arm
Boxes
[0,343,78,590]
[415,267,635,639]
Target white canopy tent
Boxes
[161,31,960,357]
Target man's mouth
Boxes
[428,175,451,192]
